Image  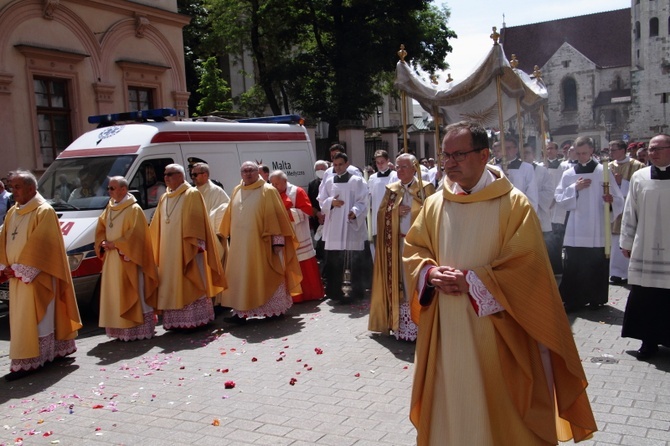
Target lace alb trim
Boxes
[12,263,40,283]
[393,301,418,342]
[466,270,504,317]
[162,296,214,329]
[233,282,292,319]
[106,311,156,341]
[10,334,76,372]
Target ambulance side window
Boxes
[130,159,173,209]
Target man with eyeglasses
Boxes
[149,164,225,330]
[191,162,230,309]
[218,161,302,321]
[555,136,624,312]
[403,121,596,444]
[607,140,645,285]
[620,134,670,361]
[95,176,158,341]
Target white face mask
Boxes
[315,170,325,179]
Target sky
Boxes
[434,0,631,83]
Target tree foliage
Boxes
[195,57,233,116]
[187,0,456,134]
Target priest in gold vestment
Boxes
[403,122,597,445]
[219,161,302,321]
[149,164,225,329]
[0,170,81,380]
[368,153,434,341]
[96,176,158,341]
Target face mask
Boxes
[315,170,325,179]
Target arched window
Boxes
[562,77,577,111]
[650,17,659,37]
[635,21,641,39]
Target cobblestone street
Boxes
[1,282,669,445]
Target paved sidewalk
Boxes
[0,283,669,445]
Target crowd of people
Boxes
[1,122,669,445]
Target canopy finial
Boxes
[398,44,407,63]
[510,54,519,69]
[490,27,500,45]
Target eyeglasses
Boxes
[439,148,483,163]
[107,186,116,191]
[241,169,258,174]
[648,146,670,153]
[165,172,179,177]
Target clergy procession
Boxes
[2,126,670,444]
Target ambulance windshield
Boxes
[38,155,136,211]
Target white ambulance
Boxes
[2,109,316,313]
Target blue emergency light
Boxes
[88,108,178,125]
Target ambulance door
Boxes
[178,143,241,193]
[238,140,316,188]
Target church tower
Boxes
[629,0,670,138]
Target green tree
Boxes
[197,0,456,135]
[195,57,233,116]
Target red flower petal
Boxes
[224,381,236,389]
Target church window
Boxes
[562,77,577,111]
[650,17,659,37]
[34,77,73,167]
[635,21,641,39]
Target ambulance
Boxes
[0,108,316,313]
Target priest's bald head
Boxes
[440,121,491,191]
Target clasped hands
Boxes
[428,266,468,295]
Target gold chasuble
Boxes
[404,168,596,445]
[149,183,225,310]
[219,179,302,311]
[95,195,158,326]
[0,196,81,359]
[368,180,434,334]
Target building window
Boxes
[128,87,154,111]
[650,17,659,37]
[562,77,578,111]
[34,77,73,167]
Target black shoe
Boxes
[4,368,39,381]
[223,315,247,324]
[636,342,659,361]
[609,276,627,285]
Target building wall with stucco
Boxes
[0,0,189,173]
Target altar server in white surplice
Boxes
[620,133,670,361]
[367,149,397,257]
[555,137,624,311]
[318,152,368,301]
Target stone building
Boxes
[502,1,670,148]
[630,0,670,137]
[501,8,632,150]
[0,0,189,173]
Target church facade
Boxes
[0,0,189,173]
[502,1,669,149]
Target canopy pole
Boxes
[496,74,506,171]
[534,65,548,164]
[398,44,409,154]
[516,97,524,154]
[401,91,409,153]
[539,104,547,164]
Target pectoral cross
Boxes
[10,226,18,241]
[652,243,665,256]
